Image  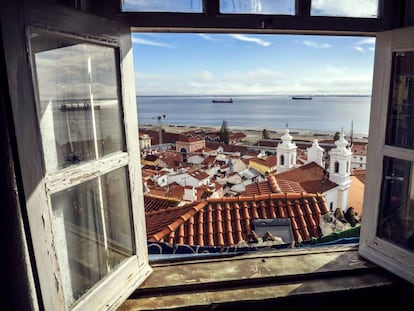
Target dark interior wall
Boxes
[0,0,45,309]
[0,17,37,311]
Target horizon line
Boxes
[136,94,372,97]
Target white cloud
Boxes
[353,37,375,53]
[312,0,378,18]
[355,37,376,45]
[198,34,213,41]
[135,71,171,81]
[229,34,271,47]
[354,46,365,53]
[303,40,331,48]
[131,37,174,48]
[193,70,215,81]
[325,66,347,75]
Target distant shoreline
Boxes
[140,124,369,143]
[137,94,372,98]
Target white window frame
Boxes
[20,4,151,310]
[359,25,414,285]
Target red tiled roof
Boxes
[249,155,277,168]
[139,129,183,145]
[231,132,247,140]
[203,156,216,165]
[253,140,279,147]
[244,181,273,196]
[161,153,184,169]
[352,169,366,184]
[189,170,210,180]
[165,183,185,200]
[351,142,368,155]
[146,193,329,246]
[276,179,306,193]
[144,194,181,212]
[243,176,305,196]
[146,202,207,242]
[177,134,201,143]
[275,162,337,193]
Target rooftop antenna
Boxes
[350,120,354,147]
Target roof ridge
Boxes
[144,193,181,203]
[146,201,208,216]
[206,192,319,204]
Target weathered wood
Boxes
[119,248,400,311]
[45,152,129,194]
[359,25,414,285]
[1,1,152,310]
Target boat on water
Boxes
[292,96,312,100]
[212,98,233,103]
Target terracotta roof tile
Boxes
[146,193,328,247]
[144,194,181,212]
[146,201,208,242]
[275,162,337,193]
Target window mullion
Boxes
[45,152,129,194]
[383,145,414,162]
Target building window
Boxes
[334,161,340,173]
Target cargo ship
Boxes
[212,98,233,103]
[292,96,312,100]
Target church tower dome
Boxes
[329,132,352,211]
[276,129,297,173]
[307,139,324,167]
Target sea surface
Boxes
[136,95,371,136]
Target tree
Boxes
[262,129,270,139]
[334,131,341,141]
[219,120,230,145]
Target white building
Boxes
[329,133,352,212]
[276,129,297,173]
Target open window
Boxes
[3,0,414,310]
[17,3,151,310]
[359,26,414,284]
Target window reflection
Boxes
[30,31,124,172]
[378,157,414,252]
[311,0,378,18]
[220,0,294,15]
[122,0,203,12]
[51,167,134,305]
[386,52,414,149]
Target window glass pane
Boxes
[220,0,295,15]
[311,0,379,18]
[386,52,414,149]
[30,31,125,173]
[122,0,203,12]
[377,157,414,252]
[51,167,134,306]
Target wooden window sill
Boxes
[118,244,404,310]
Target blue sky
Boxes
[132,33,376,96]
